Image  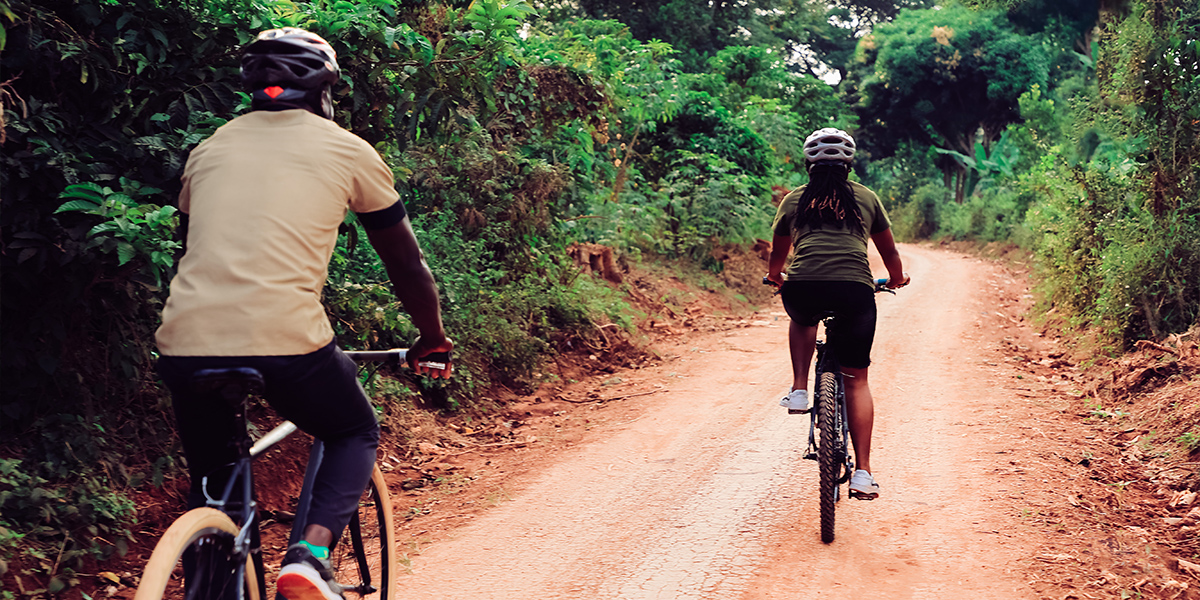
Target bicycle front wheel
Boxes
[330,465,396,599]
[816,371,842,544]
[135,507,260,600]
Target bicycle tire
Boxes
[135,507,261,600]
[330,465,396,599]
[816,370,841,544]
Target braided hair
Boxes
[790,160,864,234]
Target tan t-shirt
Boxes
[771,180,891,288]
[156,110,399,356]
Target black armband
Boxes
[355,200,407,230]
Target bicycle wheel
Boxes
[816,371,842,544]
[135,508,261,600]
[330,465,396,599]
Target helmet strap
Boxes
[806,159,850,174]
[250,86,333,120]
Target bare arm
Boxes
[765,234,792,286]
[364,216,454,378]
[870,228,910,288]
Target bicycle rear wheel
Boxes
[330,465,396,599]
[816,371,842,544]
[135,508,260,600]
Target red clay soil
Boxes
[53,243,1200,600]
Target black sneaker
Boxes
[276,544,343,600]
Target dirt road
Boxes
[392,245,1054,599]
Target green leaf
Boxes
[108,193,136,207]
[47,577,66,594]
[87,222,118,237]
[54,200,102,214]
[59,183,105,201]
[116,242,137,266]
[148,28,168,49]
[146,205,177,223]
[418,36,434,64]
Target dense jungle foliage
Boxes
[1,0,1196,593]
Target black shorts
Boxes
[779,280,877,369]
[157,340,379,537]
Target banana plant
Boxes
[934,130,1021,197]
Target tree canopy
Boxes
[849,3,1048,200]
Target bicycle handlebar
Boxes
[761,277,901,295]
[343,349,451,370]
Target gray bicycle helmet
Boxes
[241,28,340,119]
[803,128,856,164]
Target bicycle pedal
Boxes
[803,452,818,461]
[787,408,810,415]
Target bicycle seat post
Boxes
[191,368,265,516]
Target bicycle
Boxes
[764,277,895,544]
[135,349,446,600]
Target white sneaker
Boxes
[779,389,808,414]
[849,469,880,500]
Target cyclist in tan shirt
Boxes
[156,28,451,600]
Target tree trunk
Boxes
[609,127,641,204]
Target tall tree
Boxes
[850,3,1048,200]
[961,0,1132,59]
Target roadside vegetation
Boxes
[1,0,1196,594]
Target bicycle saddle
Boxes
[191,368,265,405]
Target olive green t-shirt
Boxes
[156,110,400,356]
[770,180,891,289]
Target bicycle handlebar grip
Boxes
[874,277,898,294]
[415,351,451,370]
[345,349,407,364]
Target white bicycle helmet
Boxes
[803,128,856,163]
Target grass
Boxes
[397,535,434,574]
[484,486,512,507]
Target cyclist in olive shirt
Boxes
[765,128,908,500]
[156,28,452,600]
